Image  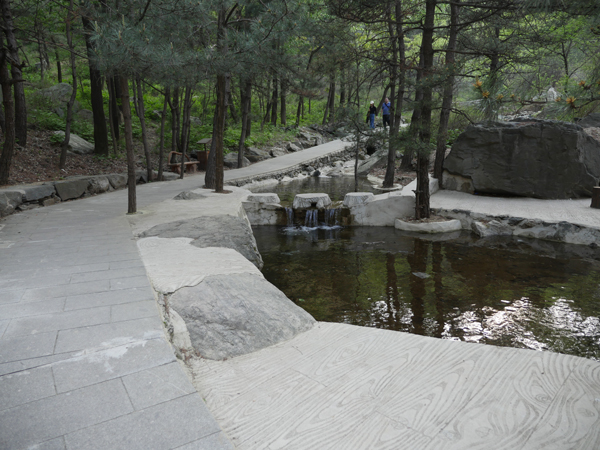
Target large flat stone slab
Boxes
[137,237,261,294]
[169,273,315,360]
[139,215,263,269]
[194,322,600,449]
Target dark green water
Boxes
[253,226,600,361]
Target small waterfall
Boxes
[304,209,318,228]
[285,207,294,227]
[324,207,341,227]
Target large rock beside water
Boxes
[139,215,264,269]
[169,273,316,360]
[443,119,600,199]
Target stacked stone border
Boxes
[0,170,179,218]
[436,208,600,247]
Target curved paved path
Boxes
[0,140,350,450]
[1,140,599,450]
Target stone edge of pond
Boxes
[436,208,600,247]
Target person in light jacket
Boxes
[368,101,377,129]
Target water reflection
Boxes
[253,226,600,360]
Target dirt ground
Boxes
[0,129,166,187]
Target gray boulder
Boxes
[224,153,250,168]
[139,215,264,269]
[52,132,95,155]
[54,178,89,201]
[443,119,600,199]
[87,176,111,194]
[576,113,600,129]
[106,173,127,190]
[0,190,23,217]
[173,191,207,200]
[357,148,388,175]
[169,273,316,360]
[19,184,55,202]
[270,148,287,157]
[245,147,271,163]
[286,142,302,152]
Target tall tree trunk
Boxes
[55,48,62,83]
[108,75,121,140]
[296,95,303,126]
[205,110,218,189]
[228,89,238,123]
[434,0,459,183]
[215,73,226,192]
[179,86,193,179]
[172,87,181,151]
[270,74,278,126]
[82,15,109,156]
[0,46,15,185]
[280,79,287,126]
[414,0,436,219]
[1,0,26,147]
[134,77,153,181]
[120,77,136,214]
[157,86,169,181]
[400,46,424,170]
[383,4,399,188]
[238,79,251,168]
[245,84,252,138]
[339,70,346,106]
[59,1,77,170]
[106,78,118,155]
[327,79,335,123]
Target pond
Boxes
[253,225,600,361]
[248,175,380,206]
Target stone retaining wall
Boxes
[436,208,600,247]
[0,170,178,218]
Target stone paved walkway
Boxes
[1,140,600,450]
[0,140,350,450]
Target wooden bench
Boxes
[168,151,198,175]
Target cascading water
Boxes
[324,207,341,227]
[304,209,319,228]
[285,207,294,227]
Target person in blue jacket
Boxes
[368,101,377,129]
[382,97,391,129]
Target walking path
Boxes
[1,139,599,450]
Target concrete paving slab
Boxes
[4,307,111,337]
[28,437,67,450]
[63,394,222,450]
[64,286,155,311]
[0,378,133,450]
[121,361,195,410]
[196,322,600,450]
[21,280,110,302]
[0,297,66,319]
[174,432,236,450]
[0,331,57,364]
[110,275,150,290]
[0,289,25,305]
[0,319,8,338]
[0,353,73,377]
[54,317,163,353]
[0,365,56,410]
[110,299,159,322]
[69,267,147,284]
[52,338,175,393]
